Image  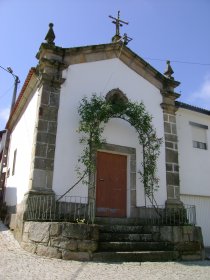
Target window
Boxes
[12,149,17,175]
[193,141,207,150]
[190,122,208,150]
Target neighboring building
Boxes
[0,129,7,203]
[1,23,210,247]
[176,103,210,246]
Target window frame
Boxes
[12,149,17,176]
[189,121,208,150]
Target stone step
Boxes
[99,232,153,242]
[92,251,179,262]
[95,217,149,225]
[99,241,174,252]
[98,224,151,234]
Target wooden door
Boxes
[96,151,127,217]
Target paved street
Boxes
[0,221,210,280]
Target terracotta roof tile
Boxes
[6,67,36,129]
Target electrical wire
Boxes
[0,84,14,100]
[143,57,210,66]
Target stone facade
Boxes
[28,45,65,195]
[164,112,180,200]
[158,225,204,260]
[19,221,204,261]
[21,221,99,261]
[161,85,182,207]
[3,25,194,229]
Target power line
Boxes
[0,84,14,100]
[143,57,210,66]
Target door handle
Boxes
[99,178,104,181]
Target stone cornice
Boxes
[6,42,182,131]
[63,43,180,91]
[37,42,180,91]
[36,43,64,60]
[160,90,181,114]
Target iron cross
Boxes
[109,11,128,37]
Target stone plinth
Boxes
[20,221,99,261]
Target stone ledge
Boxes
[16,221,204,262]
[19,221,99,261]
[36,244,62,259]
[21,241,37,254]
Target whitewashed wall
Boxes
[177,108,210,246]
[176,108,210,196]
[181,194,210,246]
[5,89,39,206]
[53,58,167,206]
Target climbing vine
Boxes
[77,92,162,204]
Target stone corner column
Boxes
[27,43,66,199]
[161,88,183,208]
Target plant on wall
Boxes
[77,89,162,212]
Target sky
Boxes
[0,0,210,130]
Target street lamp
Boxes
[0,65,20,115]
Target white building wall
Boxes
[5,89,39,206]
[176,108,210,196]
[181,194,210,246]
[53,58,167,206]
[177,107,210,246]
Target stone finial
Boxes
[45,23,55,45]
[164,60,174,79]
[123,33,132,46]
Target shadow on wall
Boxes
[0,220,9,232]
[1,187,17,224]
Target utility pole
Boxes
[11,76,19,113]
[0,65,20,207]
[0,65,20,116]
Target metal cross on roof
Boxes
[109,11,128,39]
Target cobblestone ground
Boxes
[0,221,210,280]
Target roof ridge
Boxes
[176,101,210,115]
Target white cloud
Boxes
[188,74,210,108]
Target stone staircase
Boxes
[92,218,179,262]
